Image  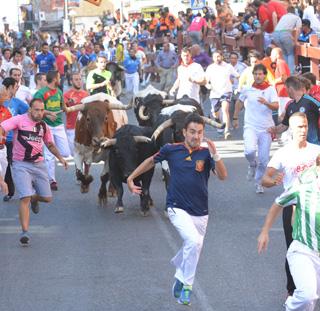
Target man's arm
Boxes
[261,167,284,187]
[257,202,282,253]
[45,141,68,169]
[205,138,227,180]
[268,123,289,135]
[127,156,156,194]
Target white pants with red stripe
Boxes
[285,240,320,311]
[44,124,70,182]
[167,207,208,286]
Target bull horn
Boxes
[133,136,152,143]
[101,138,117,148]
[201,116,226,129]
[138,105,149,120]
[65,103,86,113]
[151,118,174,141]
[162,99,175,106]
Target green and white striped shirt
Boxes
[276,165,320,252]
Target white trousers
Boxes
[66,129,75,156]
[44,124,70,182]
[243,127,272,185]
[125,72,139,94]
[285,240,320,311]
[0,145,7,178]
[168,207,208,286]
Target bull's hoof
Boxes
[107,190,117,197]
[149,198,154,207]
[99,197,107,207]
[140,209,150,217]
[84,175,93,185]
[81,184,90,193]
[114,206,124,213]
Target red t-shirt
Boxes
[309,85,320,102]
[275,59,290,97]
[55,54,67,75]
[64,89,89,129]
[267,1,287,20]
[0,105,12,144]
[258,4,274,33]
[188,16,207,32]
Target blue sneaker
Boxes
[178,285,192,305]
[172,279,184,298]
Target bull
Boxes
[65,93,131,205]
[101,125,156,216]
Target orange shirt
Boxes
[165,13,182,31]
[275,59,290,97]
[0,105,12,144]
[149,17,159,31]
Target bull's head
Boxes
[67,93,132,149]
[102,135,151,179]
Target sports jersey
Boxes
[276,165,320,252]
[34,87,64,127]
[239,84,278,131]
[4,97,29,142]
[1,113,53,162]
[64,89,89,129]
[123,56,140,74]
[282,94,320,145]
[153,143,215,216]
[35,52,56,73]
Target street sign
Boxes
[191,0,205,9]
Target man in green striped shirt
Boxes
[258,162,320,310]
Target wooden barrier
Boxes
[295,33,320,80]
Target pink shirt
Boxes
[1,113,53,162]
[188,16,207,32]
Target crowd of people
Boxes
[1,1,320,309]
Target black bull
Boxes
[103,125,157,216]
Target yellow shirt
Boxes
[116,45,124,63]
[62,50,73,64]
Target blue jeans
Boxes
[272,31,295,74]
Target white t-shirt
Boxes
[239,85,278,131]
[16,85,32,104]
[176,62,204,103]
[268,142,320,190]
[205,61,239,98]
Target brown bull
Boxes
[66,93,130,205]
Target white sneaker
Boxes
[255,184,264,194]
[247,166,256,181]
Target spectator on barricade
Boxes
[253,0,275,48]
[290,0,303,18]
[297,18,316,73]
[186,8,195,24]
[20,47,33,87]
[149,12,159,35]
[35,42,57,74]
[187,13,208,46]
[156,42,179,92]
[10,68,32,105]
[265,0,287,26]
[272,6,302,74]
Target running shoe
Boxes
[50,181,58,191]
[172,279,184,298]
[247,166,256,181]
[255,184,264,194]
[19,232,30,246]
[178,285,192,305]
[30,198,39,214]
[224,131,231,140]
[3,195,13,202]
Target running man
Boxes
[0,98,68,246]
[127,113,227,305]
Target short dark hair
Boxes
[9,67,22,76]
[297,76,311,91]
[184,113,204,129]
[12,49,22,58]
[46,70,59,84]
[29,98,44,108]
[229,51,239,58]
[42,42,49,47]
[302,72,317,85]
[285,76,305,91]
[248,49,261,59]
[302,19,311,27]
[253,63,267,75]
[34,72,46,84]
[2,48,11,55]
[2,77,17,88]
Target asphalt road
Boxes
[0,94,317,311]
